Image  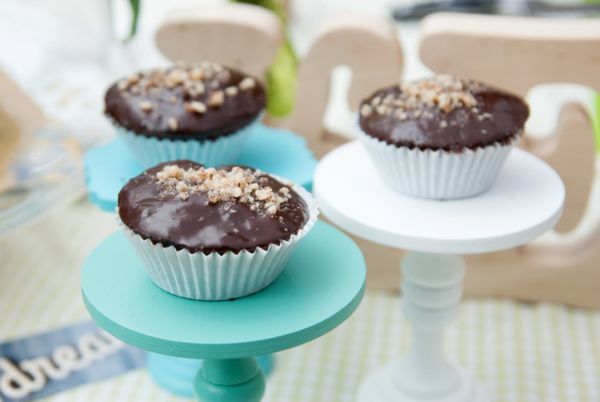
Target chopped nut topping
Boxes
[439,120,448,128]
[225,86,239,96]
[255,188,272,201]
[139,101,153,112]
[399,75,477,113]
[185,81,205,97]
[239,77,256,90]
[382,94,394,105]
[155,165,294,215]
[360,104,373,117]
[118,74,140,91]
[128,73,140,85]
[189,68,205,81]
[207,90,225,107]
[395,110,408,121]
[115,62,257,105]
[166,69,186,87]
[360,75,485,123]
[375,105,388,115]
[186,101,207,114]
[168,117,178,131]
[197,81,206,93]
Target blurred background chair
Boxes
[419,12,600,307]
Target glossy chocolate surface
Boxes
[105,63,265,140]
[359,77,529,151]
[118,161,308,254]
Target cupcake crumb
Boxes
[168,117,178,131]
[375,105,388,115]
[139,101,153,112]
[189,67,205,81]
[239,77,256,90]
[186,101,207,114]
[207,90,225,107]
[395,110,408,121]
[225,86,239,96]
[383,94,394,105]
[360,104,373,117]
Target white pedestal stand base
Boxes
[358,253,489,402]
[359,364,487,402]
[314,142,564,402]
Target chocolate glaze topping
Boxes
[105,62,265,140]
[118,161,309,254]
[359,75,529,151]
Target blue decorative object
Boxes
[85,124,317,212]
[82,221,366,401]
[0,321,144,402]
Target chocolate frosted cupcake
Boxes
[105,62,265,168]
[358,75,529,199]
[118,161,318,300]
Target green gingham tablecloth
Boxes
[0,201,599,402]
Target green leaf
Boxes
[232,0,297,117]
[266,38,298,117]
[127,0,141,40]
[594,93,600,153]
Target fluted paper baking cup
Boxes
[116,119,259,168]
[118,184,319,300]
[357,128,519,200]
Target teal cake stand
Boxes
[81,221,366,402]
[83,124,317,395]
[84,124,317,212]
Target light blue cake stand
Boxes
[81,221,366,402]
[84,124,317,212]
[83,124,318,396]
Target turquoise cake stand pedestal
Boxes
[84,124,317,212]
[81,221,366,402]
[83,124,317,396]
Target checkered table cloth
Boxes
[1,201,598,402]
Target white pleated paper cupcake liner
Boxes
[119,184,319,300]
[357,128,519,200]
[116,119,259,168]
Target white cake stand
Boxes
[314,141,565,402]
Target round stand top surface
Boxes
[82,221,365,359]
[84,124,317,212]
[314,141,564,254]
